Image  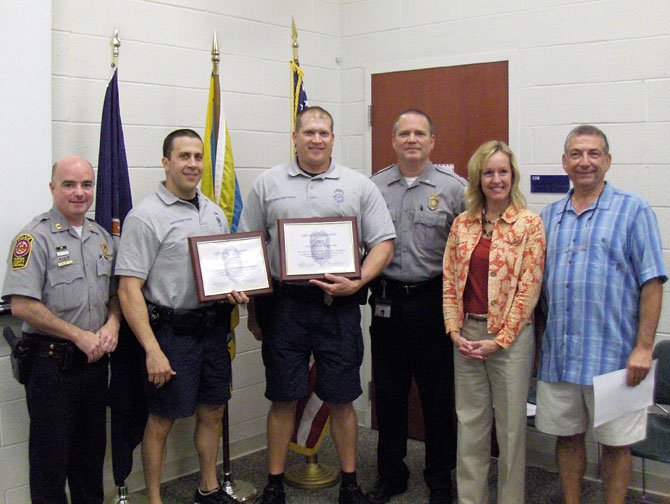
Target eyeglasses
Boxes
[556,183,605,226]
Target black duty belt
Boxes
[147,303,232,333]
[22,333,90,369]
[371,276,442,297]
[273,280,358,306]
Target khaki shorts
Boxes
[535,380,647,447]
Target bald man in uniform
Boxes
[2,156,120,503]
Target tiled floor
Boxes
[129,427,668,503]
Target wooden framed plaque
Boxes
[188,231,273,302]
[277,216,361,282]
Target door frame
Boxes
[358,50,519,428]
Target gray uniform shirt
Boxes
[2,207,115,335]
[115,182,229,309]
[371,163,465,282]
[239,160,396,278]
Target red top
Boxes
[463,237,490,315]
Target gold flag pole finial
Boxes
[111,27,121,69]
[291,17,299,63]
[211,30,220,76]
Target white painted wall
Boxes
[0,1,51,502]
[1,0,669,500]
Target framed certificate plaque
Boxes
[188,231,273,302]
[277,216,361,282]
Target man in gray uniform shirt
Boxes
[239,106,396,504]
[2,155,120,504]
[367,110,464,504]
[116,129,247,504]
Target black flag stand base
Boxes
[115,485,129,503]
[285,454,340,489]
[222,407,257,502]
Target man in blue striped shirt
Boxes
[536,125,666,504]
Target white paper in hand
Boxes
[592,360,656,428]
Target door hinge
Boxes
[368,105,373,127]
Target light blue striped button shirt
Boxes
[539,183,666,385]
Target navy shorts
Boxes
[144,322,231,419]
[261,293,364,404]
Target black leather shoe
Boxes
[255,485,286,504]
[428,488,452,504]
[365,477,408,504]
[339,483,371,504]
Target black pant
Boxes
[25,351,108,504]
[369,285,456,491]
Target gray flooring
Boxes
[131,427,667,503]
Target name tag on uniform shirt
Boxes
[56,245,73,267]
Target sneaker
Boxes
[254,485,286,504]
[339,483,371,504]
[428,488,452,504]
[365,477,408,504]
[194,486,236,504]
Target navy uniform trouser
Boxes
[369,284,456,491]
[25,351,108,504]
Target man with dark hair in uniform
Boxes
[240,106,396,504]
[367,109,464,504]
[116,129,248,504]
[2,155,121,503]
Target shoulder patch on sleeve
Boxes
[12,234,34,270]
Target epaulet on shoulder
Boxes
[26,212,50,230]
[434,165,467,186]
[86,216,111,234]
[371,164,395,178]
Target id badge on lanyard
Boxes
[373,280,392,318]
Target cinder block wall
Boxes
[337,0,670,495]
[1,0,668,500]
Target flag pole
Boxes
[211,30,257,503]
[291,16,299,63]
[285,17,338,491]
[111,27,121,69]
[211,29,220,76]
[289,17,299,159]
[110,28,131,504]
[109,28,131,504]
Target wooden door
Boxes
[370,61,509,441]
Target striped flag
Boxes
[95,69,132,238]
[290,360,331,456]
[201,73,243,232]
[201,64,242,359]
[288,60,330,457]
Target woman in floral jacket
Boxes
[442,141,545,504]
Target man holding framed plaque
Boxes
[116,129,248,504]
[367,110,465,504]
[239,106,396,504]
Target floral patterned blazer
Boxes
[442,205,546,348]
